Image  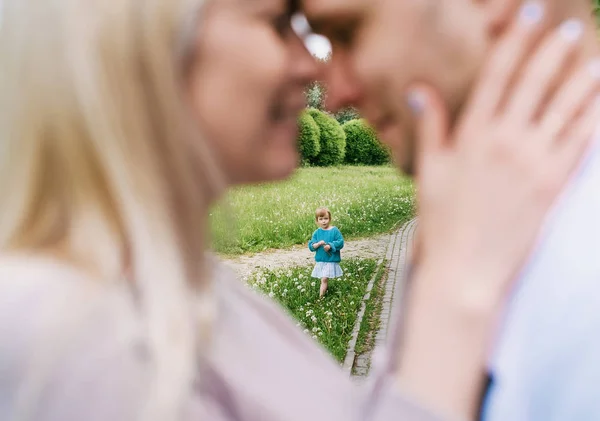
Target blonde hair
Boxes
[0,0,222,419]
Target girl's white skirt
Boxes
[311,262,343,279]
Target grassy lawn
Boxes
[352,261,388,375]
[211,166,415,255]
[248,258,378,362]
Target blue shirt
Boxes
[483,140,600,421]
[308,227,344,263]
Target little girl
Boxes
[308,207,344,298]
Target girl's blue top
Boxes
[308,227,344,263]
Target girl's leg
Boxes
[320,277,328,298]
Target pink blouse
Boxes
[0,255,450,421]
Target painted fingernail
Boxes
[559,19,583,42]
[588,58,600,79]
[519,1,544,25]
[406,89,426,115]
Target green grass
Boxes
[211,166,415,255]
[352,261,388,375]
[248,258,378,362]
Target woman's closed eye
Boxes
[271,13,293,37]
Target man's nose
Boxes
[323,55,364,111]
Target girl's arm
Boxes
[329,228,344,252]
[308,231,320,252]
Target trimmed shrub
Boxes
[307,108,346,166]
[343,119,390,165]
[297,111,321,165]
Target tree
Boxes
[334,107,360,125]
[305,81,327,111]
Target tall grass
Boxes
[211,166,415,254]
[247,258,378,362]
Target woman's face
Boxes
[188,0,318,185]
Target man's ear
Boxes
[478,0,522,35]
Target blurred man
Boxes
[302,0,600,419]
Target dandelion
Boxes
[311,282,315,287]
[304,329,309,334]
[312,327,318,333]
[311,315,317,323]
[299,274,304,279]
[297,285,302,290]
[268,291,274,298]
[318,332,323,336]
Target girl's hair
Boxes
[0,0,223,419]
[315,207,332,222]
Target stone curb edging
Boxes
[342,255,385,373]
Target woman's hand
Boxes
[397,5,600,420]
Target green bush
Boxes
[307,108,346,166]
[343,119,390,165]
[297,111,321,165]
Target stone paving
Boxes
[350,218,418,377]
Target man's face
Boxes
[303,0,490,174]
